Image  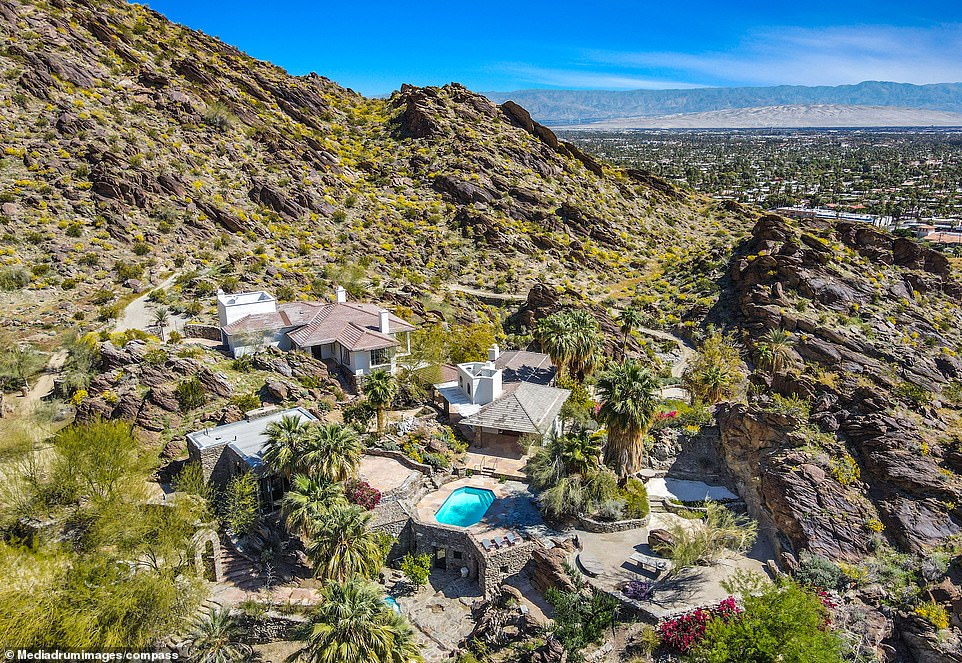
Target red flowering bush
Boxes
[344,479,381,510]
[656,410,679,420]
[658,596,742,652]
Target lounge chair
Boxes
[505,531,521,545]
[481,539,493,552]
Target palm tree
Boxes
[299,578,423,663]
[297,422,363,483]
[755,328,795,376]
[280,474,346,538]
[186,606,253,663]
[306,504,387,582]
[596,360,659,478]
[152,306,170,342]
[363,370,397,435]
[534,312,575,380]
[534,309,603,381]
[616,307,643,360]
[567,310,603,381]
[263,414,307,479]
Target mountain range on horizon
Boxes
[485,81,962,126]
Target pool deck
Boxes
[414,477,548,547]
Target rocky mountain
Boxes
[561,104,962,129]
[486,81,962,125]
[0,0,741,336]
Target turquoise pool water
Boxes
[435,487,496,527]
[384,596,401,614]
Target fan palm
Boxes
[297,422,363,483]
[152,307,170,342]
[306,504,386,582]
[596,360,659,478]
[534,312,575,380]
[280,474,346,538]
[263,414,307,479]
[186,606,252,663]
[616,307,643,360]
[299,578,423,663]
[756,328,796,376]
[363,370,398,435]
[567,310,604,380]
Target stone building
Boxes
[186,406,317,508]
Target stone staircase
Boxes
[217,538,269,592]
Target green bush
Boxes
[0,267,30,291]
[692,572,844,663]
[666,501,757,574]
[230,392,260,411]
[222,472,260,536]
[174,377,207,412]
[546,585,619,659]
[620,477,650,519]
[794,552,846,592]
[399,552,431,589]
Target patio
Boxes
[572,512,774,619]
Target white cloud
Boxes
[585,24,962,87]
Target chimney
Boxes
[488,344,500,362]
[335,285,347,303]
[379,309,390,334]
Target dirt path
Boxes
[11,349,68,414]
[446,283,528,302]
[113,273,182,333]
[635,326,696,379]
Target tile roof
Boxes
[495,350,555,385]
[221,301,324,335]
[285,302,415,351]
[459,382,570,435]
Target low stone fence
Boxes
[364,447,434,476]
[576,513,650,533]
[183,323,222,341]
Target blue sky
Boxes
[139,1,962,96]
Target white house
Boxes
[218,286,415,381]
[435,345,569,455]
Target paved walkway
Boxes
[359,455,420,494]
[113,273,183,333]
[646,477,739,503]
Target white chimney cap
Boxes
[335,285,347,303]
[378,309,390,334]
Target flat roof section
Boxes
[186,406,318,469]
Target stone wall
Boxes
[479,540,538,598]
[184,323,223,341]
[370,500,416,561]
[411,520,485,583]
[576,514,650,533]
[365,447,434,475]
[188,439,239,487]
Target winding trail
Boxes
[635,326,696,379]
[10,349,68,414]
[445,283,528,303]
[113,273,182,333]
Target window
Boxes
[500,565,509,573]
[453,550,462,560]
[341,346,350,366]
[370,347,389,366]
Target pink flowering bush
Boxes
[658,596,742,652]
[344,479,381,510]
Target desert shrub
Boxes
[230,354,254,372]
[682,331,746,404]
[421,451,450,470]
[829,454,860,487]
[690,573,844,662]
[114,261,143,282]
[230,392,260,411]
[620,477,649,519]
[172,461,211,502]
[174,377,207,412]
[795,552,847,592]
[399,552,431,589]
[765,393,812,420]
[546,586,619,659]
[0,267,30,291]
[666,501,757,573]
[141,348,168,366]
[342,398,375,432]
[914,600,949,630]
[202,102,235,131]
[595,498,625,521]
[895,381,931,408]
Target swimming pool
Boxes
[434,486,496,527]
